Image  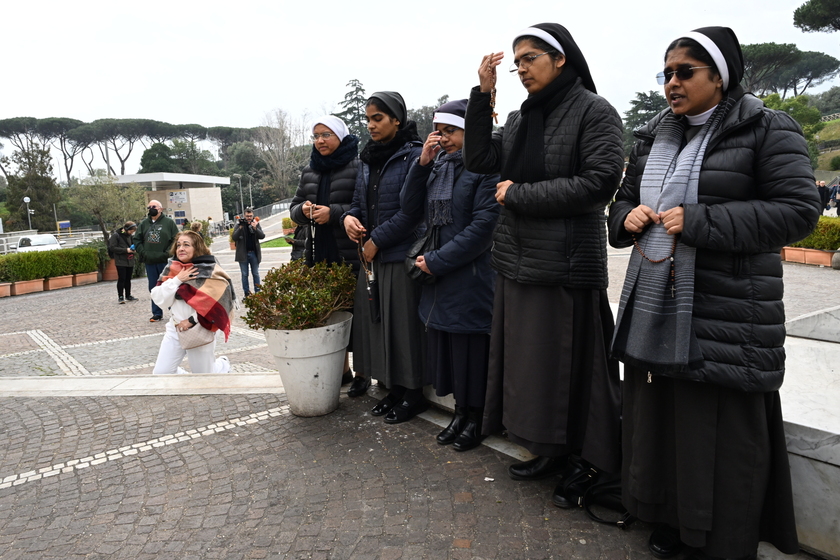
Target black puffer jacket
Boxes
[463,81,624,288]
[108,228,136,268]
[608,93,821,392]
[290,158,360,272]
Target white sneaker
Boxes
[217,356,230,374]
[176,366,189,375]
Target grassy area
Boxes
[261,237,291,248]
[817,120,840,171]
[819,119,840,142]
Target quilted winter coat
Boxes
[608,92,821,392]
[463,81,625,289]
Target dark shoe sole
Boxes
[383,400,429,424]
[508,465,566,481]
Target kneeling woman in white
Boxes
[151,231,235,374]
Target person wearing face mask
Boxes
[134,199,179,322]
[609,27,819,560]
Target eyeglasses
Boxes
[312,132,334,141]
[438,127,460,138]
[509,51,556,73]
[656,66,712,85]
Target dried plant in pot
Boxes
[242,259,356,416]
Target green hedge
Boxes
[789,216,840,251]
[0,248,99,282]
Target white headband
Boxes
[683,31,729,90]
[311,115,349,142]
[433,112,465,130]
[513,27,565,56]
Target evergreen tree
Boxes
[334,79,370,146]
[794,0,840,33]
[4,142,61,231]
[622,91,668,156]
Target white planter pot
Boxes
[264,311,352,417]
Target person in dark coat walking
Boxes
[402,99,500,451]
[341,91,425,422]
[108,221,138,304]
[290,115,361,388]
[464,23,624,500]
[608,27,820,560]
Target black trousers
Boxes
[116,266,133,298]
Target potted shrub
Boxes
[282,217,296,235]
[228,227,236,251]
[4,252,47,295]
[67,248,101,286]
[783,216,840,266]
[242,259,356,416]
[0,257,11,297]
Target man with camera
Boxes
[232,208,265,297]
[133,199,179,322]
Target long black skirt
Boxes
[482,276,622,474]
[622,365,799,557]
[424,328,490,409]
[351,260,425,389]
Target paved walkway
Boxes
[0,234,835,559]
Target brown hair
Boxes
[170,231,211,258]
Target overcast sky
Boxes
[3,0,838,175]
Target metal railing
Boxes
[820,112,840,122]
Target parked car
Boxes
[12,234,66,252]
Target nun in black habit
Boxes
[463,23,625,499]
[609,26,819,560]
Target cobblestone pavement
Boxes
[0,241,833,559]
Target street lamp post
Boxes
[232,174,244,214]
[23,197,32,230]
[247,175,253,208]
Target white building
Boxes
[116,172,230,226]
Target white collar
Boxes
[686,105,716,126]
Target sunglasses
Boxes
[656,65,712,85]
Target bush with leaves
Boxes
[0,248,98,282]
[790,215,840,250]
[242,259,355,331]
[831,155,840,170]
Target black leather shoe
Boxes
[437,407,468,445]
[383,399,429,424]
[347,376,371,397]
[370,393,400,416]
[508,456,567,481]
[649,525,684,559]
[452,408,484,452]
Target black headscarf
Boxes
[682,27,744,92]
[369,91,407,125]
[502,23,594,184]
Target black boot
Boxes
[436,406,468,445]
[452,407,484,452]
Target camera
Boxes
[239,218,249,226]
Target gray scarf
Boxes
[612,99,734,374]
[428,150,462,226]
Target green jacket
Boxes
[133,214,178,265]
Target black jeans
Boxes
[117,266,133,298]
